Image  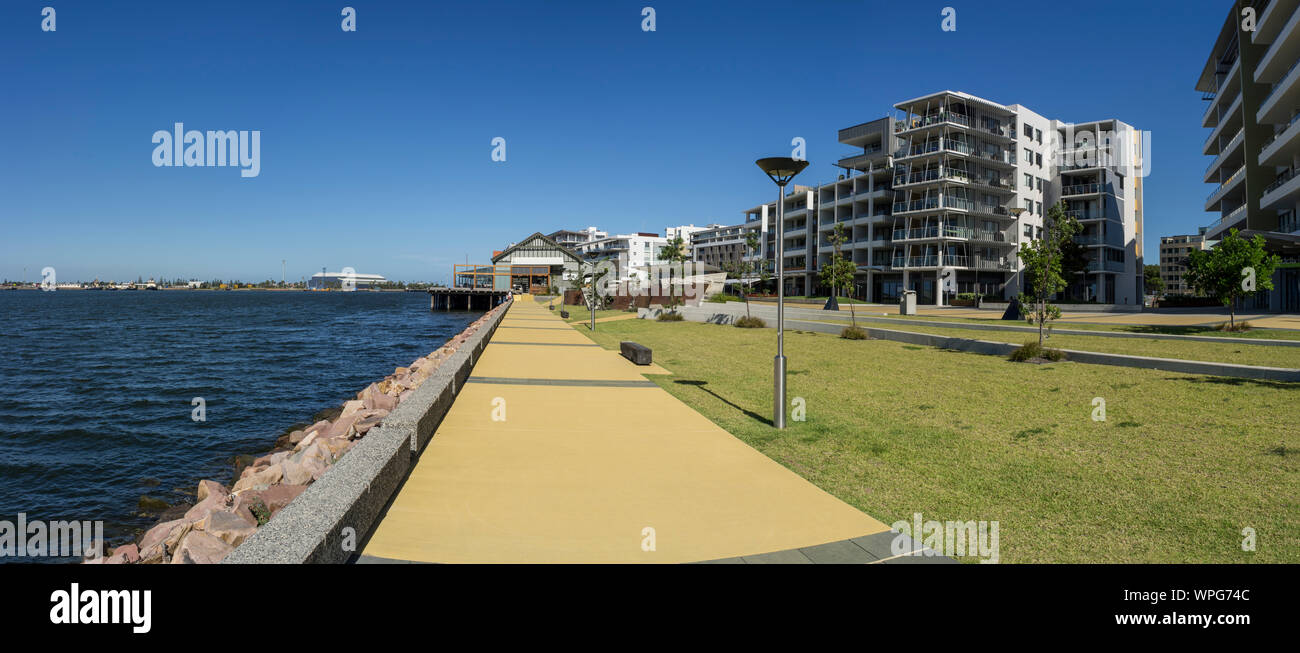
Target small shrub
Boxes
[1214,320,1253,332]
[735,316,766,328]
[249,498,272,526]
[657,312,685,322]
[840,325,868,339]
[1009,340,1066,362]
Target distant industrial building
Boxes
[307,270,387,290]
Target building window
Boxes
[1035,153,1042,167]
[1024,224,1033,238]
[1025,173,1034,187]
[1035,128,1042,143]
[1024,148,1033,161]
[1036,201,1042,214]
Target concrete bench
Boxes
[620,341,652,365]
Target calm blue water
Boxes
[0,290,478,562]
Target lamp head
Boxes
[756,157,810,187]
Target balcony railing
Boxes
[1261,112,1300,152]
[1205,128,1245,175]
[1263,168,1297,196]
[1086,260,1126,273]
[1062,183,1101,196]
[1207,164,1246,202]
[891,254,1015,269]
[897,111,972,132]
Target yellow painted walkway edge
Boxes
[362,296,890,563]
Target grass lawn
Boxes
[815,321,1300,369]
[861,313,1300,341]
[557,304,631,324]
[575,318,1299,563]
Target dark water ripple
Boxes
[0,290,478,562]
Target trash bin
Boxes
[899,290,917,315]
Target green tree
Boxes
[1184,228,1280,329]
[818,223,859,326]
[659,235,689,310]
[1143,264,1164,296]
[739,231,761,317]
[1017,202,1082,347]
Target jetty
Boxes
[428,287,510,311]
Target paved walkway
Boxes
[360,296,899,563]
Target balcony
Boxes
[1203,93,1243,154]
[1062,183,1102,197]
[1257,54,1300,124]
[1254,0,1298,44]
[894,168,1015,192]
[1086,260,1126,273]
[892,254,1015,270]
[1205,164,1246,210]
[1255,3,1300,83]
[1261,112,1300,166]
[1204,128,1245,182]
[1261,168,1300,210]
[837,147,888,169]
[1204,203,1248,240]
[897,111,972,133]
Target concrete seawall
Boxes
[223,298,513,564]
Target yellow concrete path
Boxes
[362,297,890,563]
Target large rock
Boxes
[200,510,258,547]
[112,543,140,563]
[231,463,283,494]
[138,519,183,563]
[195,479,228,504]
[325,412,361,439]
[163,521,193,555]
[258,484,308,516]
[361,383,398,412]
[184,490,229,522]
[339,400,365,419]
[280,459,314,485]
[170,531,233,564]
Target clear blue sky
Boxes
[1,0,1233,283]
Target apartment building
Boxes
[1159,231,1211,295]
[547,227,607,254]
[664,224,720,258]
[581,232,668,269]
[690,223,752,270]
[741,91,1144,305]
[1197,0,1300,311]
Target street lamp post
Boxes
[755,157,809,429]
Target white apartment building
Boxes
[742,90,1144,306]
[1197,0,1300,311]
[664,224,721,258]
[547,227,607,254]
